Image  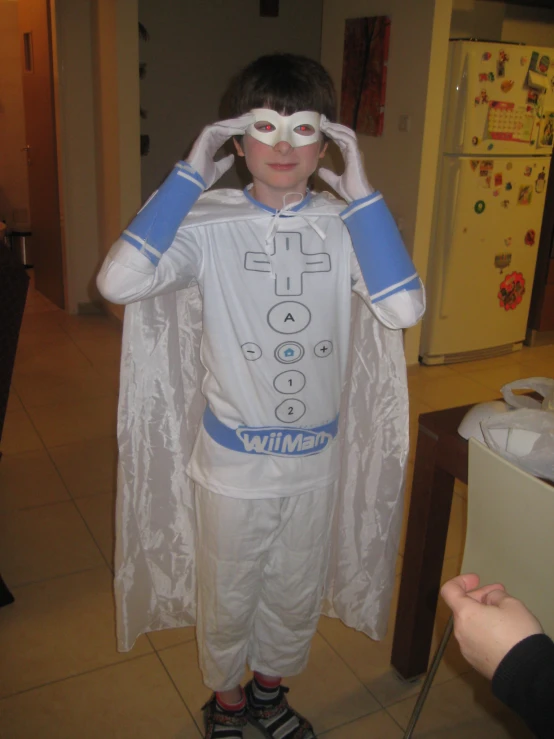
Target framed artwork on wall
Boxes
[340,16,391,137]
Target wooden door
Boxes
[19,0,65,308]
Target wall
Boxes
[138,0,323,200]
[54,0,140,314]
[0,0,30,230]
[321,0,453,364]
[451,0,554,45]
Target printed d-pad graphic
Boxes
[245,232,331,296]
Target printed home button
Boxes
[273,370,306,395]
[275,399,306,424]
[314,340,333,358]
[275,342,305,364]
[267,301,311,334]
[241,343,262,361]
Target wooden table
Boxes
[390,402,475,681]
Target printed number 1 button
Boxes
[275,399,306,424]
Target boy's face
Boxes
[234,109,328,208]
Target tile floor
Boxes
[2,281,552,737]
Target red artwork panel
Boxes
[340,16,391,137]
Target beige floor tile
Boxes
[0,500,104,585]
[0,408,44,455]
[12,361,115,408]
[407,365,460,400]
[58,312,122,341]
[420,375,498,411]
[0,449,70,512]
[320,709,404,737]
[0,566,152,697]
[449,351,528,375]
[459,364,534,395]
[386,670,533,737]
[6,389,23,413]
[0,654,200,738]
[148,625,197,651]
[48,436,118,499]
[26,394,118,448]
[75,493,115,566]
[75,335,122,366]
[14,337,91,373]
[519,355,554,377]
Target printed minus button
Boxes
[241,343,262,361]
[275,342,305,364]
[314,340,333,358]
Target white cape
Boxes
[114,256,409,652]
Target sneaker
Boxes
[244,680,315,738]
[202,693,247,739]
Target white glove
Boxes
[186,113,254,189]
[318,116,374,202]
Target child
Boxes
[97,53,424,738]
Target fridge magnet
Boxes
[474,200,486,214]
[497,49,509,78]
[524,165,533,176]
[521,56,528,67]
[340,16,391,137]
[487,143,494,150]
[518,185,533,205]
[525,229,536,246]
[470,160,480,171]
[474,97,481,107]
[535,169,546,193]
[506,182,512,190]
[527,89,539,106]
[498,272,525,310]
[506,162,512,170]
[501,80,514,93]
[530,51,550,76]
[472,136,479,145]
[495,173,503,186]
[539,113,554,147]
[495,253,512,272]
[479,73,488,82]
[501,200,510,208]
[480,89,489,104]
[483,52,492,61]
[488,72,495,82]
[504,237,512,247]
[493,190,499,197]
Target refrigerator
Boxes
[420,39,554,365]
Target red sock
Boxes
[253,672,282,688]
[216,687,246,711]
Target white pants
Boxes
[194,483,338,691]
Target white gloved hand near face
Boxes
[186,113,255,189]
[318,116,374,203]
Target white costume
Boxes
[97,158,424,688]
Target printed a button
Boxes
[267,301,311,334]
[275,342,304,364]
[275,399,306,424]
[274,370,306,395]
[314,340,333,358]
[241,342,262,361]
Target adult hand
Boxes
[186,113,254,189]
[317,116,374,202]
[441,573,543,680]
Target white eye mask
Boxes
[246,109,321,148]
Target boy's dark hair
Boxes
[228,53,337,121]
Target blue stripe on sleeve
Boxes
[121,163,205,266]
[342,192,419,303]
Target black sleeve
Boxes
[492,633,554,738]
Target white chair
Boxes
[403,438,554,738]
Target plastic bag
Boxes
[501,377,554,411]
[481,409,554,482]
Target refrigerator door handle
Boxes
[439,160,461,319]
[457,52,470,151]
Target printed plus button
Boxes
[267,301,311,334]
[275,399,306,424]
[241,343,262,361]
[275,342,305,364]
[314,340,333,358]
[273,370,306,395]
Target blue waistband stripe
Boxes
[203,406,339,457]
